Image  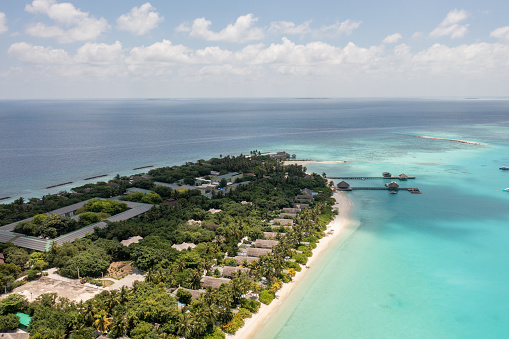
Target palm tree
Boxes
[117,286,130,305]
[83,302,96,326]
[93,309,112,333]
[189,270,202,290]
[109,312,127,338]
[176,311,193,338]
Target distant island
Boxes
[0,151,349,339]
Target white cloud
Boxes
[0,12,7,35]
[25,0,109,43]
[8,42,71,64]
[128,40,191,64]
[383,33,403,44]
[318,20,361,37]
[269,21,312,35]
[268,19,360,38]
[117,3,163,36]
[430,9,469,39]
[75,41,123,64]
[490,26,509,40]
[177,14,264,43]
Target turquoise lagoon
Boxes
[256,124,509,339]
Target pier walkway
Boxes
[328,176,415,180]
[338,187,421,193]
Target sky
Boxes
[0,0,509,99]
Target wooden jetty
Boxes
[337,180,421,193]
[340,187,421,193]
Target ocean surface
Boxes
[1,98,509,338]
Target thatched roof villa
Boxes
[254,239,279,249]
[232,256,260,265]
[222,266,251,277]
[246,247,272,257]
[271,218,294,226]
[201,276,231,289]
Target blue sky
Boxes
[1,0,509,98]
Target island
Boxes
[0,152,352,339]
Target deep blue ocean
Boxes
[1,98,509,338]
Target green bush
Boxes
[285,260,302,272]
[259,290,275,305]
[280,273,291,283]
[220,308,251,334]
[176,288,192,305]
[297,246,312,257]
[78,212,101,226]
[223,258,237,266]
[0,294,29,314]
[294,253,308,265]
[27,269,39,281]
[240,298,260,313]
[130,321,157,339]
[203,326,226,339]
[0,313,19,331]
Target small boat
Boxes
[500,167,509,170]
[390,190,397,194]
[503,188,509,191]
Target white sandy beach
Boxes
[229,189,353,339]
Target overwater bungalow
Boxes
[337,181,352,191]
[385,182,400,189]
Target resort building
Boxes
[385,182,400,189]
[210,172,244,183]
[232,256,259,265]
[271,218,294,226]
[201,276,231,289]
[246,247,272,257]
[254,239,279,249]
[171,242,196,251]
[221,266,251,277]
[120,236,143,247]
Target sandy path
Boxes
[229,190,353,339]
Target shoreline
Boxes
[229,189,353,339]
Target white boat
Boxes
[503,188,509,191]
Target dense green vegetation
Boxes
[12,199,127,239]
[0,153,337,337]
